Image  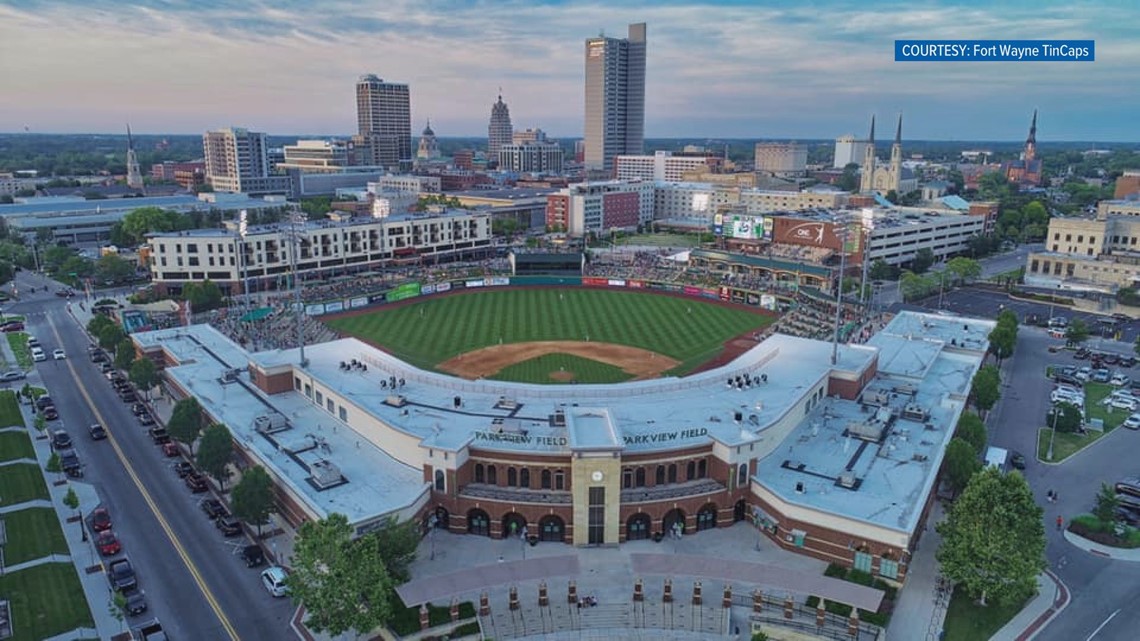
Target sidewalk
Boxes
[990,571,1070,641]
[885,502,949,641]
[1062,528,1140,561]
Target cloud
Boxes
[0,0,1135,139]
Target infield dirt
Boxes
[438,341,679,381]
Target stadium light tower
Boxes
[284,210,309,367]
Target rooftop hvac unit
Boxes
[893,383,918,396]
[837,473,858,489]
[309,459,344,489]
[551,410,566,427]
[384,395,407,408]
[219,369,240,384]
[846,419,887,443]
[902,403,928,422]
[495,397,520,411]
[254,413,289,434]
[863,390,890,407]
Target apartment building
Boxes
[203,128,292,194]
[146,210,493,295]
[1025,214,1140,291]
[370,175,442,194]
[615,151,718,182]
[497,142,564,173]
[754,142,808,177]
[651,183,849,220]
[545,180,654,235]
[1098,200,1140,218]
[278,140,351,173]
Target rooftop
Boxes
[0,195,203,217]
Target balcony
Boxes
[620,479,725,504]
[459,484,571,504]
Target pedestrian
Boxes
[1056,515,1063,530]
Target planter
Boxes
[653,532,664,543]
[528,535,538,547]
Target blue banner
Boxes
[895,40,1094,62]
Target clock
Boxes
[591,471,604,482]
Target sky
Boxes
[0,0,1136,141]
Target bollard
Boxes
[509,585,520,611]
[419,604,430,631]
[848,608,860,636]
[450,598,459,622]
[816,600,826,627]
[633,578,644,602]
[479,591,490,617]
[692,581,702,607]
[663,578,673,603]
[538,581,549,607]
[722,584,732,609]
[783,595,794,620]
[568,580,578,605]
[753,589,763,614]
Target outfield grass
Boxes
[0,431,34,461]
[615,233,701,248]
[327,289,771,376]
[0,389,24,426]
[942,586,1029,641]
[0,563,94,641]
[0,464,50,506]
[1,507,69,565]
[6,332,32,369]
[490,353,634,384]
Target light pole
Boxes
[284,210,309,368]
[1046,404,1061,461]
[428,514,438,561]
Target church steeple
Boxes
[1024,109,1037,162]
[125,123,144,192]
[860,115,877,193]
[894,113,902,146]
[889,113,903,194]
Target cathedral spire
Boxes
[867,115,875,144]
[1027,109,1037,146]
[894,113,902,146]
[125,123,144,192]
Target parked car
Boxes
[1123,356,1138,368]
[1053,373,1083,388]
[96,531,122,556]
[91,507,112,532]
[173,461,195,478]
[1093,369,1112,383]
[161,442,179,457]
[1010,451,1027,470]
[241,545,265,568]
[185,473,208,493]
[1105,353,1121,365]
[1051,389,1083,405]
[199,498,228,520]
[31,347,46,362]
[0,322,24,332]
[124,592,148,617]
[88,423,107,440]
[119,391,138,403]
[149,427,170,444]
[1109,396,1138,411]
[0,370,26,382]
[1112,373,1132,387]
[52,348,66,360]
[89,349,107,363]
[216,515,242,537]
[138,413,155,427]
[60,450,82,477]
[100,361,114,373]
[260,566,289,597]
[35,395,54,410]
[41,406,59,420]
[50,429,73,451]
[131,403,148,416]
[1124,413,1140,430]
[109,558,137,593]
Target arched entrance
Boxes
[662,508,686,537]
[733,499,747,522]
[467,508,490,537]
[626,513,651,541]
[502,512,527,539]
[424,506,449,531]
[538,515,565,542]
[696,503,717,531]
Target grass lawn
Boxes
[6,331,32,369]
[327,289,771,376]
[0,563,94,641]
[0,431,34,461]
[490,353,634,384]
[1036,427,1106,463]
[0,463,50,506]
[1,507,69,565]
[942,587,1029,641]
[0,389,25,426]
[1085,382,1127,430]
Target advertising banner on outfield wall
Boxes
[387,282,422,302]
[305,303,326,316]
[608,279,626,287]
[582,277,608,287]
[662,283,682,292]
[683,286,702,296]
[350,297,369,309]
[369,294,386,304]
[760,294,777,310]
[732,290,746,304]
[719,286,731,301]
[490,277,510,286]
[325,301,344,313]
[466,279,485,288]
[747,293,761,306]
[437,282,453,293]
[700,288,719,300]
[628,280,644,288]
[422,284,437,295]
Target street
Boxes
[5,272,294,640]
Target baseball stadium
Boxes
[133,257,993,594]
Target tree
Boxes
[1065,319,1090,345]
[885,189,899,205]
[946,257,982,284]
[114,338,136,371]
[46,451,62,478]
[129,358,159,399]
[836,163,859,192]
[168,398,203,454]
[912,248,935,274]
[63,486,80,519]
[87,315,113,338]
[370,517,420,583]
[1047,402,1084,434]
[971,365,1002,414]
[1093,482,1120,524]
[937,466,1046,606]
[33,413,46,433]
[868,259,897,281]
[232,466,275,537]
[996,309,1019,332]
[94,253,134,283]
[942,437,981,498]
[1134,333,1140,357]
[955,412,988,455]
[287,513,398,636]
[97,323,126,350]
[120,207,182,244]
[182,280,224,312]
[988,325,1016,363]
[196,423,233,490]
[1023,201,1049,227]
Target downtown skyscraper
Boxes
[584,23,647,173]
[355,74,412,171]
[487,92,513,163]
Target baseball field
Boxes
[325,288,773,384]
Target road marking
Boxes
[1085,608,1120,641]
[48,313,240,641]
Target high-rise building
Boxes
[125,124,144,192]
[584,22,647,172]
[615,150,718,182]
[278,140,350,173]
[833,135,869,169]
[545,179,654,235]
[355,74,412,171]
[202,128,289,194]
[754,142,807,177]
[512,128,546,145]
[498,141,563,173]
[487,93,513,162]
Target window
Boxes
[304,384,312,398]
[434,469,445,492]
[326,399,333,412]
[655,465,665,485]
[622,469,632,489]
[519,468,530,488]
[315,391,323,406]
[541,469,551,489]
[338,406,347,421]
[698,459,707,478]
[507,467,517,487]
[554,470,564,490]
[667,464,677,484]
[792,529,806,548]
[738,463,749,487]
[635,467,645,487]
[474,464,485,483]
[294,376,301,391]
[854,551,873,573]
[487,465,497,485]
[880,557,899,579]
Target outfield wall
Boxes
[305,274,789,318]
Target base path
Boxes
[438,341,680,381]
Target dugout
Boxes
[509,251,585,276]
